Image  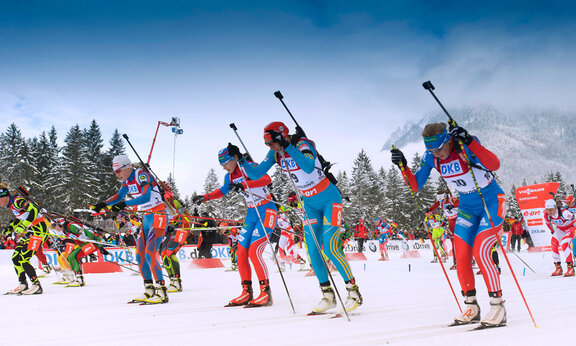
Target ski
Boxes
[447,321,479,327]
[470,324,506,331]
[244,303,272,308]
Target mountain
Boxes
[382,106,576,193]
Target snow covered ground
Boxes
[1,248,572,346]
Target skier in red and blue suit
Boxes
[193,144,277,308]
[391,122,507,328]
[93,154,168,304]
[237,121,363,314]
[375,218,392,261]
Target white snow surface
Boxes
[0,250,572,346]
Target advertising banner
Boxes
[515,182,559,248]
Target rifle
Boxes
[273,90,338,186]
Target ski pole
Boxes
[422,80,538,328]
[228,123,296,314]
[509,251,536,274]
[392,146,462,313]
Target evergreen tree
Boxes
[58,124,99,212]
[349,149,380,223]
[101,129,125,199]
[165,173,181,200]
[43,127,64,211]
[271,165,290,204]
[0,123,27,186]
[198,168,223,216]
[506,184,521,218]
[337,170,353,222]
[384,167,413,229]
[410,152,436,214]
[83,120,106,202]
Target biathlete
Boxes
[544,198,576,277]
[428,190,460,269]
[391,122,507,328]
[375,218,392,261]
[93,155,169,304]
[238,121,363,313]
[1,183,49,295]
[425,212,448,263]
[51,218,110,287]
[193,144,277,307]
[160,213,188,292]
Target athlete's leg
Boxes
[303,205,329,283]
[551,230,562,262]
[237,212,258,282]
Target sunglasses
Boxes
[427,140,449,153]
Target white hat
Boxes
[112,155,132,171]
[544,199,556,209]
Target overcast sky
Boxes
[1,1,575,197]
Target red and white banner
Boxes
[515,183,559,248]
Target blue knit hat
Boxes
[218,147,234,165]
[423,128,450,151]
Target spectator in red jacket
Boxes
[510,218,523,252]
[354,219,368,253]
[3,235,16,249]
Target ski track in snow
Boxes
[0,251,572,346]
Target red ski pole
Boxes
[393,145,462,313]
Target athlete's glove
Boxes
[390,148,407,168]
[229,183,245,193]
[100,247,110,256]
[92,201,107,212]
[266,130,290,149]
[227,143,242,160]
[445,205,454,211]
[192,195,206,205]
[448,124,473,145]
[110,201,126,212]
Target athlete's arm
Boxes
[285,140,316,173]
[241,150,276,180]
[466,138,500,171]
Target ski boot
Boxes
[39,264,52,277]
[449,262,457,270]
[246,279,272,307]
[564,262,574,277]
[144,284,169,304]
[305,268,315,277]
[54,272,76,285]
[310,284,336,314]
[5,283,28,295]
[66,275,85,287]
[129,283,155,303]
[21,281,43,295]
[297,258,307,272]
[167,276,183,292]
[431,257,438,263]
[343,279,363,312]
[278,261,286,272]
[551,262,563,276]
[453,294,480,325]
[480,295,506,327]
[226,280,253,306]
